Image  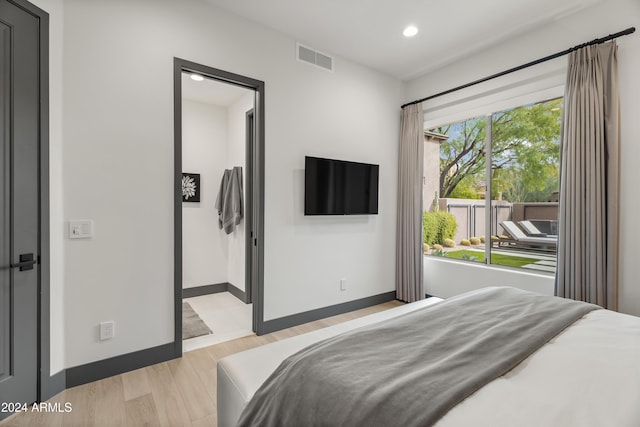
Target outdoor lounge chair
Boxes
[518,220,548,237]
[499,221,557,251]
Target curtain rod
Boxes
[401,26,636,109]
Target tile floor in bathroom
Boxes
[183,291,253,352]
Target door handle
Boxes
[10,253,37,271]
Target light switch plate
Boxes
[69,220,93,239]
[99,321,114,340]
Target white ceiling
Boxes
[204,0,603,80]
[182,72,252,106]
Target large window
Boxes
[423,98,561,273]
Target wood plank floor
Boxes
[1,300,403,427]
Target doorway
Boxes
[173,58,265,357]
[0,0,50,415]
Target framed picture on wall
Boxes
[182,173,200,202]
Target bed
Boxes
[217,287,640,427]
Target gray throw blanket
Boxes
[237,287,599,427]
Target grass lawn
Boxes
[444,249,538,268]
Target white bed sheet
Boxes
[217,299,640,427]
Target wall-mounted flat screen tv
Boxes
[304,156,379,215]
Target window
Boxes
[423,98,561,273]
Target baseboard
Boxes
[261,291,397,334]
[182,282,228,298]
[183,282,247,303]
[65,343,175,388]
[44,291,394,393]
[227,283,247,303]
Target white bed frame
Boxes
[217,296,640,427]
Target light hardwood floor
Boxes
[1,300,404,427]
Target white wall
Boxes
[226,92,254,292]
[182,99,228,289]
[60,0,402,367]
[182,91,253,292]
[406,0,640,316]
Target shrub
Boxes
[469,237,481,245]
[460,239,471,246]
[480,236,486,243]
[491,235,499,241]
[423,243,430,253]
[423,211,458,245]
[461,253,479,261]
[438,212,457,243]
[423,212,439,245]
[443,238,456,248]
[431,248,446,257]
[432,244,443,250]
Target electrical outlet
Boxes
[99,321,115,340]
[340,278,347,291]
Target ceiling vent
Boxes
[296,43,334,72]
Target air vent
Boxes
[296,43,334,72]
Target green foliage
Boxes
[448,178,482,199]
[423,211,457,246]
[431,98,562,200]
[445,250,538,268]
[436,117,487,199]
[431,248,446,257]
[496,165,559,202]
[423,212,439,245]
[439,213,457,243]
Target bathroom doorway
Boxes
[173,59,265,355]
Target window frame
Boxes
[423,95,563,275]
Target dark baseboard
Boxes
[227,283,247,303]
[44,291,394,394]
[183,282,247,303]
[182,282,228,298]
[65,343,175,388]
[261,291,397,334]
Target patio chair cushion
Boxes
[518,220,547,237]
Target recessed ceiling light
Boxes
[403,25,419,38]
[190,73,204,82]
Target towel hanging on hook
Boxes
[215,166,244,234]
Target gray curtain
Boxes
[396,104,424,302]
[556,41,619,310]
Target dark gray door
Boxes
[0,0,40,410]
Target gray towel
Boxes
[215,167,244,234]
[215,169,231,230]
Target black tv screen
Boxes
[304,156,379,215]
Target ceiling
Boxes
[182,73,252,106]
[204,0,603,81]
